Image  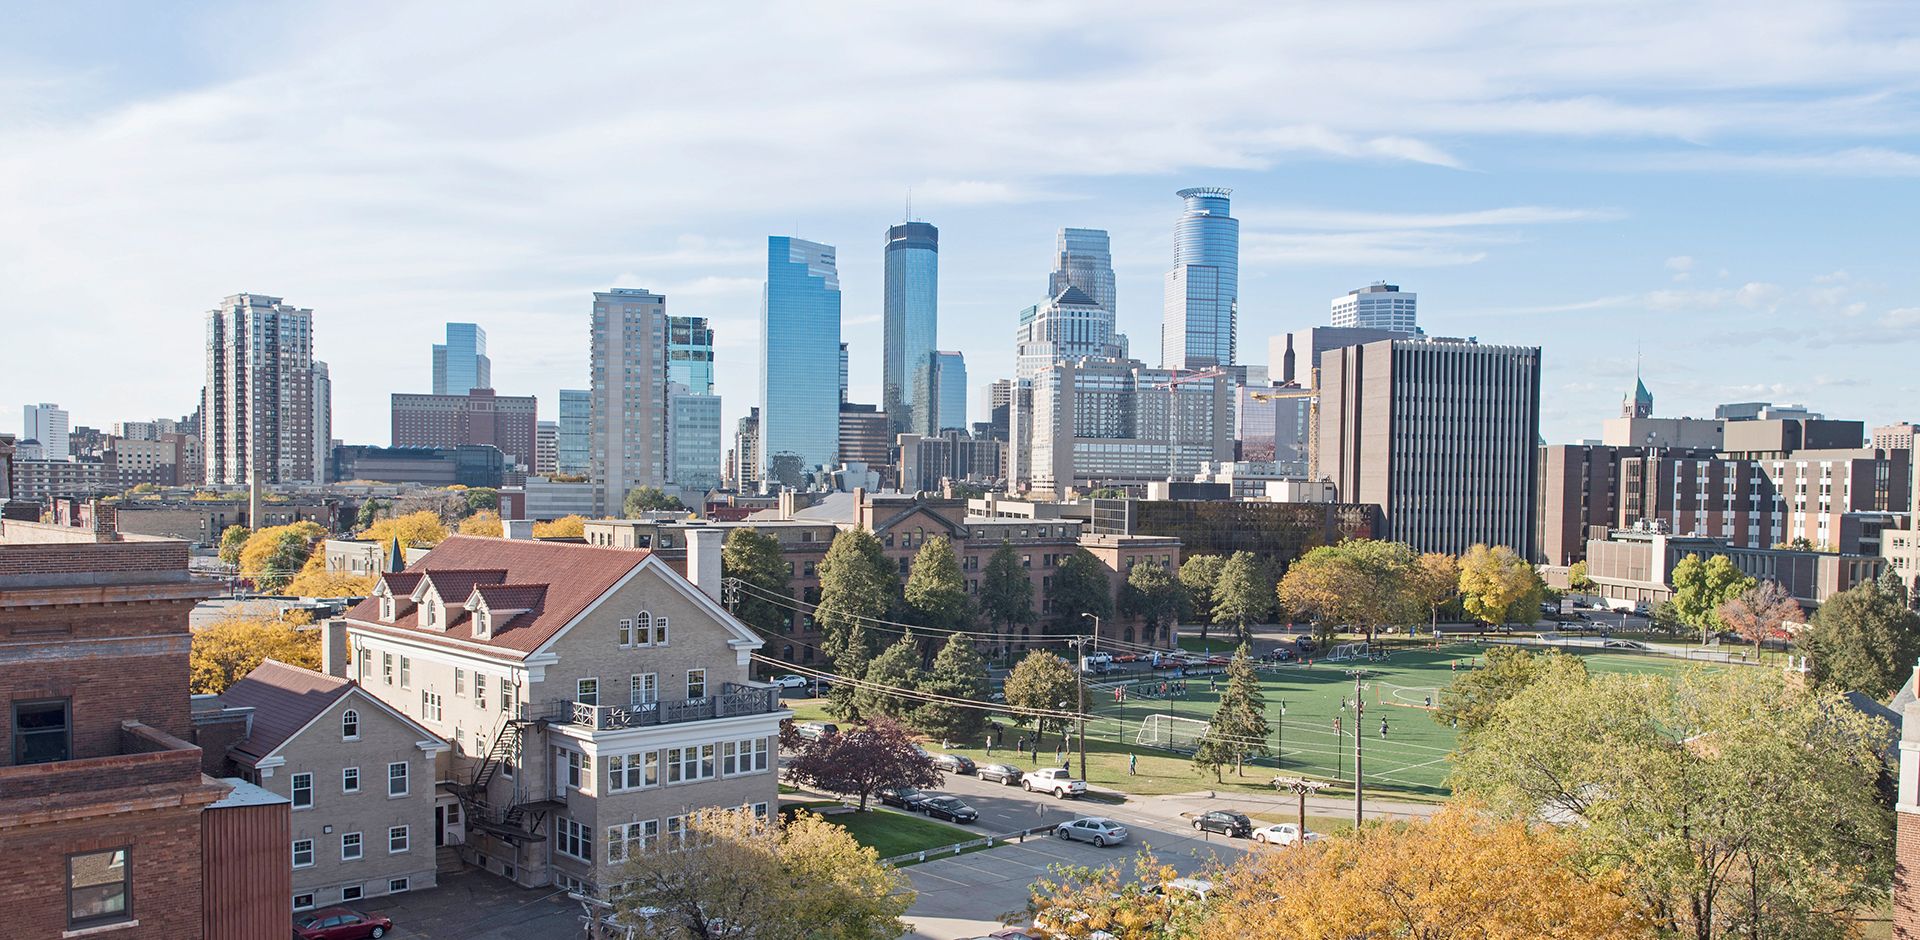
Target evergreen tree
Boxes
[1210,551,1272,644]
[722,527,792,641]
[817,529,898,720]
[1878,568,1911,608]
[915,633,990,743]
[1179,554,1226,641]
[858,631,925,721]
[1048,548,1114,634]
[1192,644,1270,779]
[1119,562,1185,645]
[978,541,1035,656]
[904,535,971,632]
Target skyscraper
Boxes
[760,237,842,483]
[1049,227,1116,319]
[21,403,69,460]
[1161,188,1239,371]
[1330,283,1418,332]
[1015,286,1127,381]
[667,316,715,395]
[839,342,849,404]
[556,389,591,476]
[535,421,559,475]
[915,351,968,435]
[1024,356,1234,492]
[883,221,938,435]
[203,293,320,485]
[667,386,723,492]
[591,289,668,514]
[432,323,491,395]
[733,407,761,490]
[312,360,331,482]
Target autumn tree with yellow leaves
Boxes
[458,510,503,537]
[357,510,448,551]
[531,514,586,539]
[189,612,322,694]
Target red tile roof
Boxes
[348,535,650,656]
[414,569,509,606]
[221,660,353,766]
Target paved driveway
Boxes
[375,869,583,939]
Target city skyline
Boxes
[3,5,1919,446]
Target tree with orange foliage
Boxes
[532,514,585,538]
[458,510,503,537]
[190,612,322,695]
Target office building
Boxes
[331,444,510,488]
[883,222,939,435]
[1330,282,1418,332]
[535,421,559,475]
[1049,227,1117,319]
[390,388,538,467]
[667,387,723,493]
[312,361,332,484]
[592,289,669,514]
[667,316,715,395]
[1717,401,1822,422]
[432,323,491,396]
[203,293,321,485]
[760,237,842,483]
[1586,529,1881,610]
[1016,286,1126,381]
[838,403,891,471]
[1317,338,1542,556]
[897,430,1005,492]
[1872,423,1920,451]
[1235,384,1313,474]
[914,350,968,435]
[839,343,849,404]
[1161,187,1239,370]
[1024,357,1233,493]
[21,403,69,460]
[557,389,591,476]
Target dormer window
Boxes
[422,600,437,628]
[473,607,491,639]
[379,595,395,622]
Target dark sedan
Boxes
[930,753,976,774]
[976,762,1023,785]
[1190,809,1253,838]
[919,795,979,823]
[877,786,933,810]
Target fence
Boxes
[879,824,1059,866]
[1482,634,1772,667]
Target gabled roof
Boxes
[344,535,652,655]
[414,568,509,605]
[221,660,354,766]
[378,571,423,596]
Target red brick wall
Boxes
[1898,811,1920,939]
[0,803,207,939]
[0,598,195,762]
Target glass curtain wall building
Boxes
[556,389,591,475]
[1049,228,1116,319]
[760,237,843,484]
[433,322,491,395]
[883,222,939,435]
[667,316,715,395]
[1161,188,1239,371]
[914,351,968,434]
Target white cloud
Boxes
[1665,255,1695,281]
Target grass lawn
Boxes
[781,801,981,860]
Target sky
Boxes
[2,1,1919,448]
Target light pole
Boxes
[1349,669,1370,828]
[1066,632,1089,781]
[1275,698,1286,769]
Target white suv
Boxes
[1021,767,1087,798]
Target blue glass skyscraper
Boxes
[556,388,591,475]
[914,350,968,434]
[1161,188,1239,370]
[667,315,715,395]
[760,237,842,482]
[883,221,938,435]
[433,322,491,394]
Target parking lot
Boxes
[370,870,582,939]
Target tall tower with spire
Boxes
[1622,359,1653,418]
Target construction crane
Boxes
[1150,368,1226,481]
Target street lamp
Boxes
[1064,630,1089,782]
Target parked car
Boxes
[1022,767,1087,798]
[877,786,934,810]
[795,721,838,741]
[1250,822,1321,846]
[977,762,1024,785]
[1054,816,1130,847]
[293,907,393,939]
[1190,809,1253,837]
[919,795,980,823]
[930,753,976,774]
[1295,637,1316,653]
[769,674,809,689]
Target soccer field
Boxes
[1081,644,1704,797]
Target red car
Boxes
[293,907,393,939]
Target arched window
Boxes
[634,612,653,647]
[342,709,360,740]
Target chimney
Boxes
[322,618,351,679]
[504,519,534,540]
[685,527,724,602]
[778,490,796,520]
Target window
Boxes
[388,878,410,894]
[566,749,591,791]
[341,884,363,902]
[723,737,769,776]
[556,817,592,861]
[667,744,717,783]
[341,708,360,740]
[14,699,70,764]
[359,652,371,682]
[687,669,707,700]
[388,826,410,854]
[382,652,393,685]
[455,669,465,696]
[68,849,131,929]
[502,679,517,714]
[475,673,488,709]
[635,612,655,646]
[607,820,658,862]
[291,773,313,809]
[666,815,687,848]
[388,761,409,797]
[607,751,659,791]
[379,595,394,621]
[653,615,669,646]
[342,767,360,793]
[618,617,634,647]
[631,673,658,706]
[577,678,599,706]
[423,690,443,722]
[341,832,363,861]
[399,656,411,688]
[294,893,315,912]
[422,600,436,627]
[293,839,316,868]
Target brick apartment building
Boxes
[0,501,289,938]
[390,388,539,469]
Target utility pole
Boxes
[1275,699,1285,769]
[1351,670,1369,828]
[1334,716,1343,780]
[1069,633,1089,782]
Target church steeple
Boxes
[1622,356,1653,418]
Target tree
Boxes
[857,631,926,721]
[189,613,321,694]
[1568,559,1596,593]
[530,514,585,538]
[237,520,326,593]
[1003,650,1081,743]
[915,632,990,743]
[1179,554,1226,636]
[1878,568,1911,608]
[723,527,793,640]
[1453,666,1892,940]
[1192,644,1270,779]
[978,541,1035,655]
[1084,487,1128,499]
[1669,553,1755,641]
[1457,543,1545,629]
[780,717,941,811]
[1026,851,1204,940]
[1209,551,1272,644]
[360,509,449,548]
[461,487,498,515]
[817,530,899,720]
[623,485,685,516]
[217,524,250,566]
[457,510,502,537]
[616,806,913,940]
[1119,562,1185,646]
[1204,804,1649,940]
[1433,646,1587,736]
[903,535,971,633]
[284,550,377,597]
[1410,552,1460,635]
[1278,539,1417,645]
[1715,580,1797,659]
[1799,580,1920,699]
[1048,549,1114,634]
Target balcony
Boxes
[532,682,781,733]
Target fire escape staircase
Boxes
[455,716,558,844]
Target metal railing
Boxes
[533,682,780,732]
[878,824,1059,866]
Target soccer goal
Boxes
[1374,681,1443,710]
[1324,642,1370,662]
[1135,714,1211,754]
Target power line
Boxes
[727,578,1083,646]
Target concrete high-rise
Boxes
[760,237,842,484]
[667,316,715,395]
[915,351,968,435]
[1161,187,1239,371]
[733,407,761,490]
[1330,283,1418,333]
[21,403,69,460]
[1016,286,1127,381]
[1022,357,1233,493]
[312,360,331,483]
[591,289,668,514]
[1316,338,1542,556]
[883,222,938,435]
[557,389,590,476]
[203,293,321,485]
[667,386,723,492]
[535,421,559,475]
[1049,228,1116,319]
[432,323,490,395]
